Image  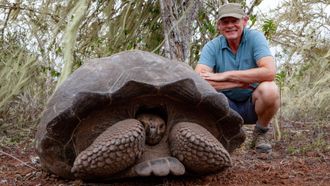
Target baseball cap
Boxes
[218,3,246,20]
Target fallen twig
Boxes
[0,150,36,170]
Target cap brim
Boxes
[219,13,243,20]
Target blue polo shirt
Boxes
[199,28,272,102]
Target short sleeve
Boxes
[251,31,272,62]
[198,41,217,69]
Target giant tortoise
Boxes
[35,50,245,180]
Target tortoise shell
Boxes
[35,50,245,180]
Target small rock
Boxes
[0,180,8,184]
[35,171,42,178]
[257,152,272,160]
[30,156,40,164]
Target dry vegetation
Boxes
[0,0,329,185]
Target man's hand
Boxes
[199,71,227,82]
[198,71,250,90]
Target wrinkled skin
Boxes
[137,113,166,145]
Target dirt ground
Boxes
[0,121,329,186]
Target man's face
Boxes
[218,17,247,41]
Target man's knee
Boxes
[253,82,280,106]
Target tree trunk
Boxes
[159,0,201,63]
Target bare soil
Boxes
[1,121,329,186]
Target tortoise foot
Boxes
[134,157,185,176]
[71,119,145,178]
[169,122,232,174]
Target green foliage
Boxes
[0,50,37,110]
[275,71,286,88]
[262,19,277,39]
[287,135,329,155]
[249,14,257,27]
[262,0,330,122]
[0,40,51,146]
[284,121,329,155]
[78,0,163,57]
[280,49,330,121]
[197,11,217,37]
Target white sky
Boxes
[256,0,284,12]
[250,0,285,65]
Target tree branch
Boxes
[0,150,36,170]
[56,0,90,89]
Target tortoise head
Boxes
[137,113,166,145]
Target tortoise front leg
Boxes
[71,119,145,179]
[169,122,232,174]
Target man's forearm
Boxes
[224,56,276,83]
[223,67,275,84]
[201,56,276,84]
[206,80,246,90]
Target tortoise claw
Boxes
[169,122,232,174]
[134,157,185,176]
[71,119,145,179]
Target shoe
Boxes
[251,126,272,153]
